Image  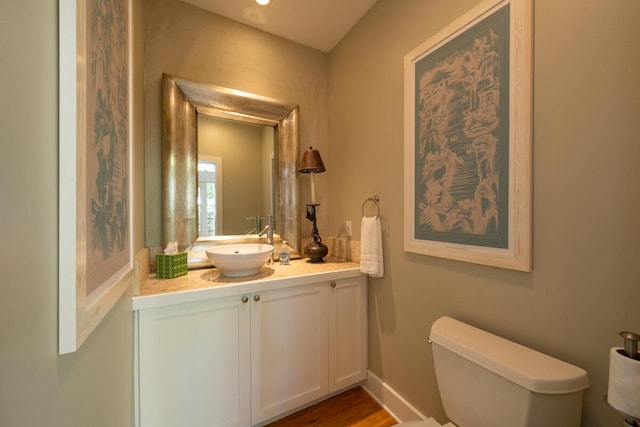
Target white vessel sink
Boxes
[206,243,274,277]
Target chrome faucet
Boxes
[258,215,274,264]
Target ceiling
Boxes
[180,0,378,53]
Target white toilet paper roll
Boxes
[608,347,640,418]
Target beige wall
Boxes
[328,0,640,425]
[144,0,329,249]
[1,0,146,425]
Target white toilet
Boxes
[396,316,590,427]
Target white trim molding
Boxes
[362,370,428,423]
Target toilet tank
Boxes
[429,317,589,427]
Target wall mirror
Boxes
[162,73,300,259]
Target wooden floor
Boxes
[265,387,397,427]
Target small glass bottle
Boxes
[279,241,290,265]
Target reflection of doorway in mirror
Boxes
[198,115,275,235]
[198,156,223,237]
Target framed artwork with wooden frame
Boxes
[59,0,133,354]
[404,0,532,271]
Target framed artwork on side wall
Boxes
[403,0,532,271]
[59,0,133,354]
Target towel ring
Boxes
[362,195,380,217]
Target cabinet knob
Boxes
[254,295,261,302]
[241,296,249,303]
[330,281,337,288]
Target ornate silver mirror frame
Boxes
[162,73,300,254]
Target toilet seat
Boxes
[394,418,456,427]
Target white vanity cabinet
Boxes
[134,272,367,427]
[136,294,251,427]
[250,282,329,424]
[328,276,368,393]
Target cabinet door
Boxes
[329,276,368,393]
[251,283,329,424]
[137,295,251,427]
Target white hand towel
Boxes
[360,216,384,277]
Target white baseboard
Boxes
[362,370,427,423]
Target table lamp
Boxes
[298,146,328,262]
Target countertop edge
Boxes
[132,265,363,311]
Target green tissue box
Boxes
[156,252,188,279]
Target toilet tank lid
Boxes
[429,317,589,394]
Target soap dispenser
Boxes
[279,241,290,265]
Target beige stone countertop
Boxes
[133,257,362,310]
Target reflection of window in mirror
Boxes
[197,156,223,236]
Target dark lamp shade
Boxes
[298,146,326,173]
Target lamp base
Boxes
[304,240,329,263]
[304,203,328,262]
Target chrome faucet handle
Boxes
[257,215,275,264]
[258,225,274,264]
[258,216,274,238]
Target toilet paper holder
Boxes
[605,396,640,427]
[607,330,640,426]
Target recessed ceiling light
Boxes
[256,0,270,5]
